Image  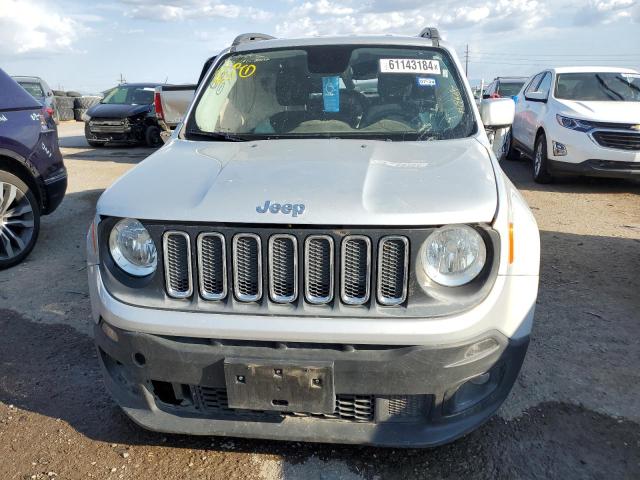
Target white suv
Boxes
[86,29,539,447]
[507,67,640,183]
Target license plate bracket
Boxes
[224,358,335,414]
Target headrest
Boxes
[276,62,310,106]
[377,74,414,100]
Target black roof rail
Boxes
[418,27,440,47]
[231,33,276,48]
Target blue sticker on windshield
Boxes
[322,76,340,112]
[416,77,437,87]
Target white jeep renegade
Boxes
[87,29,540,447]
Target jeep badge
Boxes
[256,200,305,217]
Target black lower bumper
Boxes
[549,159,640,179]
[94,321,529,447]
[42,168,67,214]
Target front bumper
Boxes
[549,159,640,179]
[95,320,529,447]
[85,122,141,145]
[546,123,640,178]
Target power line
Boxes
[473,51,640,58]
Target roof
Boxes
[495,76,528,83]
[11,75,43,82]
[551,66,639,74]
[118,83,163,88]
[234,34,444,52]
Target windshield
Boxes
[188,45,476,141]
[102,86,155,105]
[555,72,640,102]
[498,82,525,97]
[18,81,44,98]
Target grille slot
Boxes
[341,236,371,305]
[194,386,374,422]
[592,131,640,151]
[387,395,425,417]
[304,235,334,304]
[269,234,298,303]
[233,234,262,302]
[377,236,409,306]
[163,231,192,298]
[198,233,227,301]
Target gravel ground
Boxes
[1,122,639,479]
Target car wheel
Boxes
[145,125,162,148]
[0,171,41,270]
[533,133,553,184]
[504,129,521,161]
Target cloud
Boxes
[0,0,85,55]
[120,0,272,21]
[573,0,638,25]
[275,0,636,37]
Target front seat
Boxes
[361,74,416,127]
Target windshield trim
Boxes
[183,44,477,142]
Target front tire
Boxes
[533,133,553,183]
[0,171,41,270]
[145,125,162,148]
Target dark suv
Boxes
[0,68,67,269]
[483,76,528,100]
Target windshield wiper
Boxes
[595,74,624,101]
[185,129,248,142]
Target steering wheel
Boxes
[363,105,418,128]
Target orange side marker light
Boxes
[508,222,514,264]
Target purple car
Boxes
[0,68,67,269]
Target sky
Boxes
[1,0,639,93]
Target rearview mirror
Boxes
[524,91,547,102]
[480,98,515,129]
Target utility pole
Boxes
[464,44,469,78]
[117,73,126,85]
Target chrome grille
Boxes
[269,234,298,303]
[592,131,640,151]
[198,233,226,301]
[162,230,411,308]
[163,231,192,298]
[304,235,334,304]
[233,234,262,302]
[341,236,371,305]
[377,236,409,305]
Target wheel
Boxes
[533,133,553,183]
[504,129,521,161]
[145,125,162,148]
[0,171,41,270]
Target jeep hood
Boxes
[555,99,640,124]
[87,103,151,119]
[97,138,498,226]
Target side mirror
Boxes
[480,97,515,129]
[46,91,52,97]
[524,91,547,102]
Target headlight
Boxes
[422,225,486,287]
[81,112,91,122]
[556,114,594,132]
[109,218,157,277]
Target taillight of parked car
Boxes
[154,92,164,120]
